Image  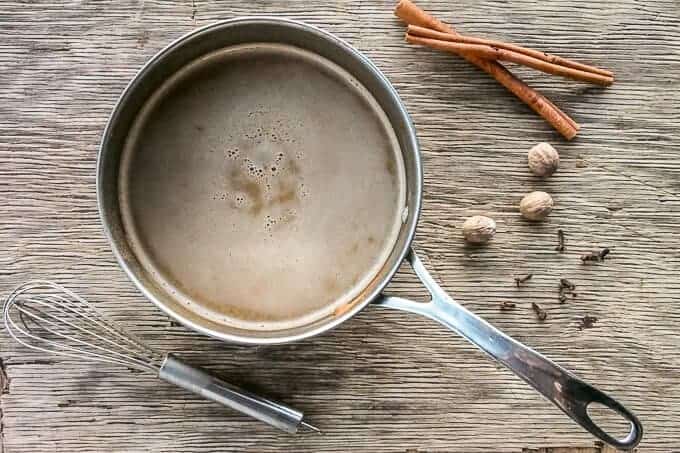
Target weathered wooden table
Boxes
[1,1,678,451]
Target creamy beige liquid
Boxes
[120,44,406,330]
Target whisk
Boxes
[2,280,320,434]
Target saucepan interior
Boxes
[97,18,422,344]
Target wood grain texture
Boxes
[1,0,679,451]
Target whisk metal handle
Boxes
[159,354,306,433]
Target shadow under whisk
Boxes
[2,280,320,434]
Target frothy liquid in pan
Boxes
[120,44,406,330]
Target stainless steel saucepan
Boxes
[97,18,642,449]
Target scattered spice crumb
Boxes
[532,302,547,321]
[514,273,533,288]
[500,301,516,311]
[558,294,567,304]
[137,30,150,49]
[578,315,598,330]
[555,229,565,252]
[581,247,611,263]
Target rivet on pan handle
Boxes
[374,249,643,450]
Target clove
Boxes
[578,315,598,330]
[581,253,599,262]
[500,301,516,311]
[581,247,611,263]
[531,302,547,321]
[558,278,577,303]
[559,278,576,291]
[514,273,533,288]
[555,229,565,252]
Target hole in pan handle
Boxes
[373,249,643,450]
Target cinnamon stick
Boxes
[395,0,453,33]
[543,94,578,131]
[471,55,579,139]
[408,24,613,79]
[406,33,613,86]
[395,0,579,140]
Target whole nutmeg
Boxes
[528,142,559,177]
[462,215,496,244]
[520,191,554,221]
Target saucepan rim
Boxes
[97,17,422,344]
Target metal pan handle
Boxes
[374,249,643,450]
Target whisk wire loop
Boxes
[29,292,160,363]
[3,280,163,372]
